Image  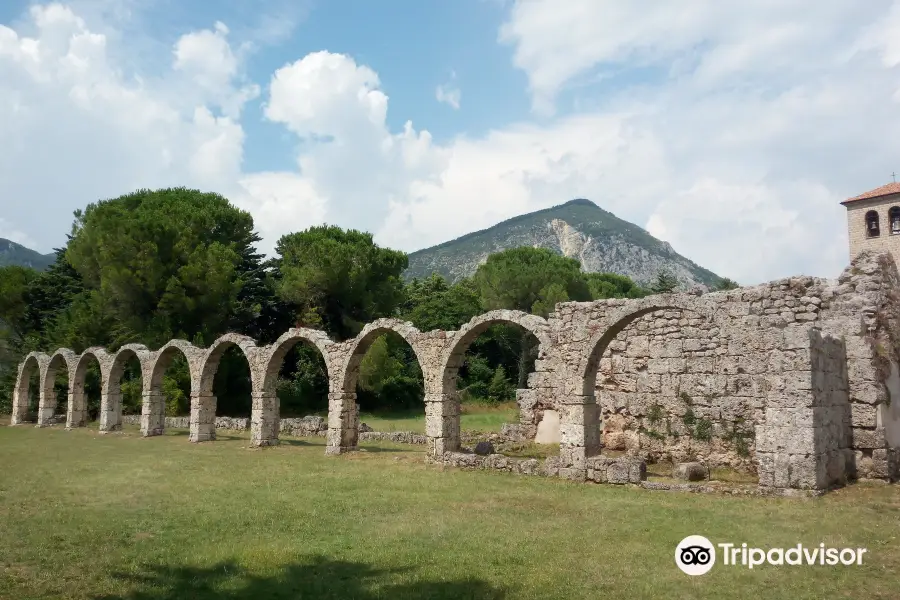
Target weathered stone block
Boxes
[517,459,540,476]
[431,436,459,455]
[852,427,886,449]
[756,452,775,487]
[673,462,709,481]
[606,461,631,484]
[558,467,587,481]
[474,441,494,456]
[541,456,561,477]
[559,422,587,446]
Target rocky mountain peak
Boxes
[547,218,591,262]
[405,199,723,289]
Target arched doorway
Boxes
[146,342,198,437]
[39,351,73,427]
[333,319,428,454]
[12,354,42,424]
[108,345,148,432]
[197,335,258,443]
[70,350,106,428]
[261,328,333,440]
[439,311,551,455]
[580,300,755,476]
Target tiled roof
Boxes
[843,182,900,204]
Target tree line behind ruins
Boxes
[0,188,739,420]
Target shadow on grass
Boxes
[359,409,423,420]
[93,556,505,600]
[162,433,328,447]
[275,438,420,453]
[357,446,420,454]
[275,438,324,448]
[161,430,190,437]
[353,446,420,455]
[211,434,253,441]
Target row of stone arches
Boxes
[12,256,893,494]
[11,308,581,456]
[11,296,723,470]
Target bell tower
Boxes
[842,182,900,267]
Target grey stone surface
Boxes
[359,431,428,445]
[497,423,535,442]
[673,462,710,482]
[474,441,495,456]
[280,415,326,437]
[11,251,900,493]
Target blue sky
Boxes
[237,0,534,172]
[0,0,538,171]
[1,0,899,284]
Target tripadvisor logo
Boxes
[675,535,867,576]
[675,535,716,576]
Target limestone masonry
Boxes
[10,251,900,494]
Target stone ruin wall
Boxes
[595,308,743,469]
[754,327,851,489]
[534,250,900,482]
[8,250,900,493]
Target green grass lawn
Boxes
[357,402,519,433]
[1,423,899,600]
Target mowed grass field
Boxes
[1,422,899,600]
[358,402,518,433]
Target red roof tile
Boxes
[843,182,900,204]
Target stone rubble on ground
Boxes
[673,462,710,482]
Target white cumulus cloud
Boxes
[2,1,900,287]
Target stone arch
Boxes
[11,352,47,425]
[199,333,260,394]
[261,328,333,396]
[890,206,900,235]
[543,296,717,473]
[144,340,203,437]
[195,334,262,444]
[866,209,881,238]
[580,296,715,396]
[104,344,150,432]
[436,310,551,447]
[69,348,111,429]
[149,340,202,392]
[38,349,77,427]
[109,344,151,393]
[438,310,550,397]
[339,319,427,394]
[324,319,431,456]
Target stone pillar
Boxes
[325,391,358,455]
[250,392,279,447]
[66,390,87,429]
[140,391,165,437]
[424,393,460,456]
[557,395,601,481]
[10,386,28,425]
[36,386,56,428]
[99,392,123,433]
[516,388,539,425]
[756,329,851,491]
[189,393,217,442]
